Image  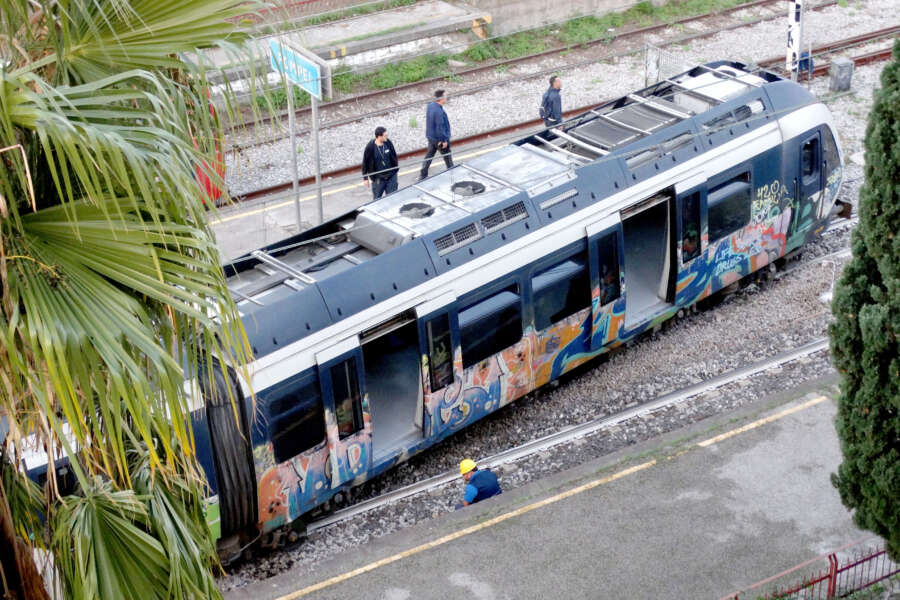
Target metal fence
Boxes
[726,538,900,599]
[643,43,691,86]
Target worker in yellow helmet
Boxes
[455,458,501,510]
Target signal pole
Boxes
[786,0,804,81]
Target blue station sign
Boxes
[269,39,322,100]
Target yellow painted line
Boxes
[697,396,827,448]
[275,395,829,599]
[213,145,502,225]
[275,460,656,599]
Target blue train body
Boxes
[190,61,844,553]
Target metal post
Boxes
[312,95,323,225]
[786,0,803,81]
[287,88,302,230]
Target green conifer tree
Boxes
[829,38,900,560]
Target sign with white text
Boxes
[270,39,322,100]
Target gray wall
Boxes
[466,0,656,36]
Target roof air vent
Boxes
[399,202,435,219]
[451,180,485,197]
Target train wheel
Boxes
[201,361,258,541]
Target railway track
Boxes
[302,235,855,534]
[234,30,896,203]
[229,0,838,145]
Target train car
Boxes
[191,61,847,559]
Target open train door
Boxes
[316,338,372,489]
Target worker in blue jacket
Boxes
[456,458,501,509]
[540,75,563,137]
[419,89,453,180]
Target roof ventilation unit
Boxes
[450,180,486,197]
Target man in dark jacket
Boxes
[456,458,501,509]
[419,89,453,180]
[541,75,563,137]
[362,126,399,199]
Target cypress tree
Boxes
[829,38,900,560]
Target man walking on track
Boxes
[540,75,563,136]
[362,126,399,199]
[419,89,453,180]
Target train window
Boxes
[532,252,590,330]
[459,286,522,368]
[680,192,702,263]
[426,314,454,390]
[802,137,820,180]
[597,232,621,306]
[708,174,751,241]
[331,358,362,439]
[266,375,326,463]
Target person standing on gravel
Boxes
[362,126,399,199]
[419,89,453,180]
[455,459,501,510]
[540,75,563,137]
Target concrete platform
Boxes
[298,0,489,67]
[203,0,488,80]
[225,376,872,600]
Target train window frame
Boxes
[426,314,454,391]
[531,251,591,331]
[708,172,751,242]
[680,191,702,264]
[331,357,363,440]
[266,374,327,464]
[801,136,820,183]
[459,285,522,369]
[597,231,621,307]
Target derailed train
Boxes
[183,61,848,558]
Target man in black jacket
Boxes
[362,126,399,199]
[540,75,563,138]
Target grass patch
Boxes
[303,0,417,27]
[255,84,313,111]
[365,54,451,89]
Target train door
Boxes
[790,131,823,240]
[359,310,425,462]
[416,293,461,440]
[316,339,371,488]
[587,215,624,350]
[674,175,707,305]
[620,187,677,328]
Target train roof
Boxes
[225,61,819,358]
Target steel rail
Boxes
[235,36,895,203]
[308,335,834,532]
[229,0,837,140]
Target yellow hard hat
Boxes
[459,459,477,475]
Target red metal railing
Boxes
[724,538,900,599]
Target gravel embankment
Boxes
[224,0,895,195]
[218,36,889,596]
